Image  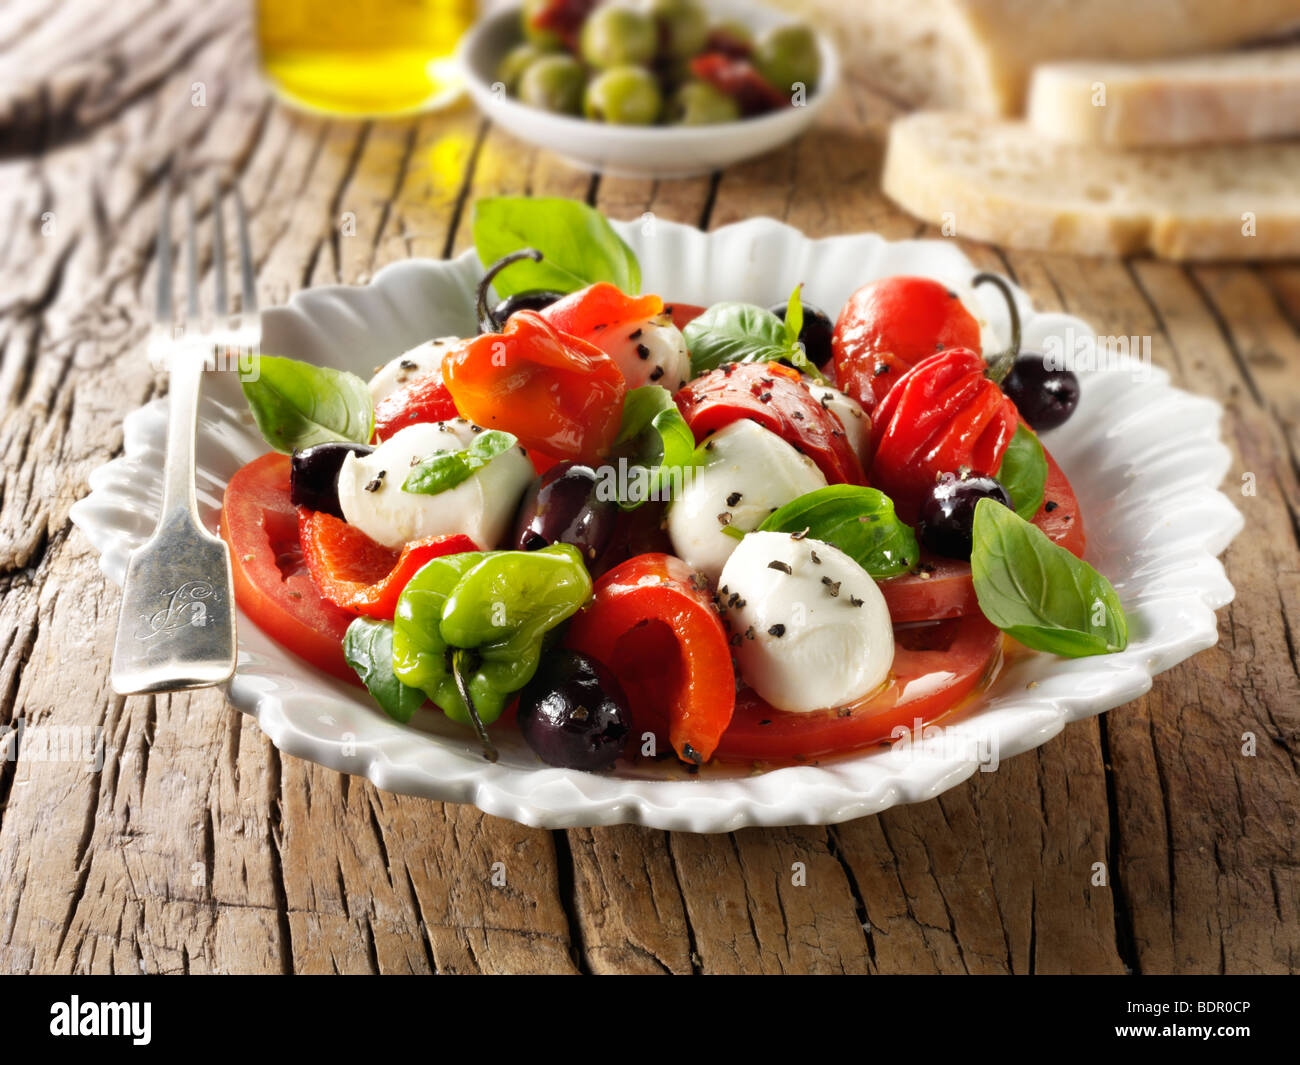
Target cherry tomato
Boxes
[565,553,734,764]
[667,303,706,331]
[714,614,1001,762]
[219,453,356,683]
[675,361,866,485]
[878,445,1085,622]
[833,276,982,414]
[298,508,477,621]
[373,370,460,442]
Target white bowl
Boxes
[459,1,839,178]
[70,218,1242,832]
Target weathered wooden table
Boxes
[0,1,1296,974]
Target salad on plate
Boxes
[221,197,1127,775]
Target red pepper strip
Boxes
[373,370,460,442]
[539,282,663,348]
[869,347,1018,522]
[442,310,626,466]
[690,53,788,115]
[298,508,477,621]
[675,361,867,485]
[565,553,735,765]
[528,0,598,49]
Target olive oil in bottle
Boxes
[256,0,476,117]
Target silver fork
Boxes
[110,178,258,695]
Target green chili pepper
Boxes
[392,544,592,761]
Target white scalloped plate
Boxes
[70,219,1242,831]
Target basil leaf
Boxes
[683,299,826,382]
[344,617,425,724]
[403,430,518,496]
[996,423,1048,520]
[783,283,804,349]
[241,354,373,454]
[758,485,920,578]
[971,499,1128,657]
[608,386,701,509]
[473,197,641,297]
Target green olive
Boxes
[579,3,658,70]
[754,23,822,96]
[667,80,740,125]
[584,65,663,125]
[522,0,565,50]
[519,54,587,115]
[646,0,709,60]
[497,43,547,95]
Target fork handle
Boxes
[161,343,204,519]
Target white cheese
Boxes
[594,314,691,393]
[337,420,532,550]
[810,384,871,466]
[667,420,826,584]
[368,337,462,404]
[719,532,894,714]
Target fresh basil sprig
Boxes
[242,354,373,453]
[607,386,701,509]
[472,197,641,297]
[683,284,826,382]
[758,485,919,578]
[403,430,518,496]
[344,617,425,723]
[971,499,1128,657]
[996,423,1048,521]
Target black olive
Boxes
[290,442,373,518]
[917,474,1013,560]
[517,651,630,772]
[512,461,616,561]
[1001,353,1081,431]
[490,289,565,328]
[475,248,563,333]
[770,300,834,367]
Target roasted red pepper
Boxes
[675,361,867,485]
[690,52,788,115]
[565,553,735,765]
[527,0,598,49]
[373,370,460,442]
[832,276,982,414]
[299,508,477,621]
[540,282,663,347]
[869,347,1018,521]
[442,310,626,466]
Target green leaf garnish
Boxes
[683,296,826,382]
[607,386,702,509]
[472,197,641,297]
[344,617,425,724]
[971,499,1128,657]
[996,423,1048,521]
[241,355,373,454]
[403,430,518,496]
[757,485,919,579]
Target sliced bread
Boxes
[880,111,1300,260]
[1027,46,1300,146]
[791,0,1300,114]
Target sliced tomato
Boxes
[373,371,459,442]
[220,453,357,683]
[298,509,477,620]
[540,282,663,347]
[565,553,734,764]
[878,444,1086,622]
[715,614,1001,763]
[675,361,867,485]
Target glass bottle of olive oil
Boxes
[256,0,477,117]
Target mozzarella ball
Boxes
[594,314,691,392]
[719,532,894,713]
[667,419,826,584]
[810,384,871,466]
[337,420,532,550]
[368,337,461,404]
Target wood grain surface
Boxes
[0,0,1295,974]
